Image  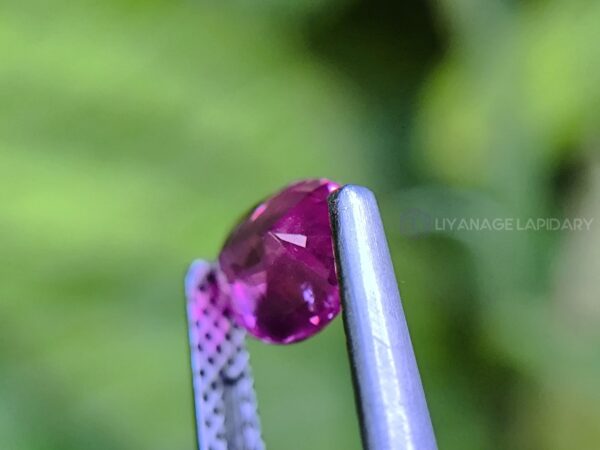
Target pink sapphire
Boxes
[218,179,341,344]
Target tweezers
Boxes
[185,185,437,450]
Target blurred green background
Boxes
[1,0,600,449]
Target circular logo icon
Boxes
[398,208,433,236]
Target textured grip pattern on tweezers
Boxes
[186,260,264,450]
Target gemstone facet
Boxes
[218,179,341,344]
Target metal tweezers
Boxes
[185,185,438,450]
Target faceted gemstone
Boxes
[218,179,341,344]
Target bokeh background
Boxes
[2,0,600,449]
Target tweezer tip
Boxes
[329,184,376,212]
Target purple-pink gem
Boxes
[218,179,341,344]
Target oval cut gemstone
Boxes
[218,179,341,344]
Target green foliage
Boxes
[1,0,599,449]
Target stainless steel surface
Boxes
[185,260,264,450]
[329,185,437,450]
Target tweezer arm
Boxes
[329,185,437,450]
[185,261,264,450]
